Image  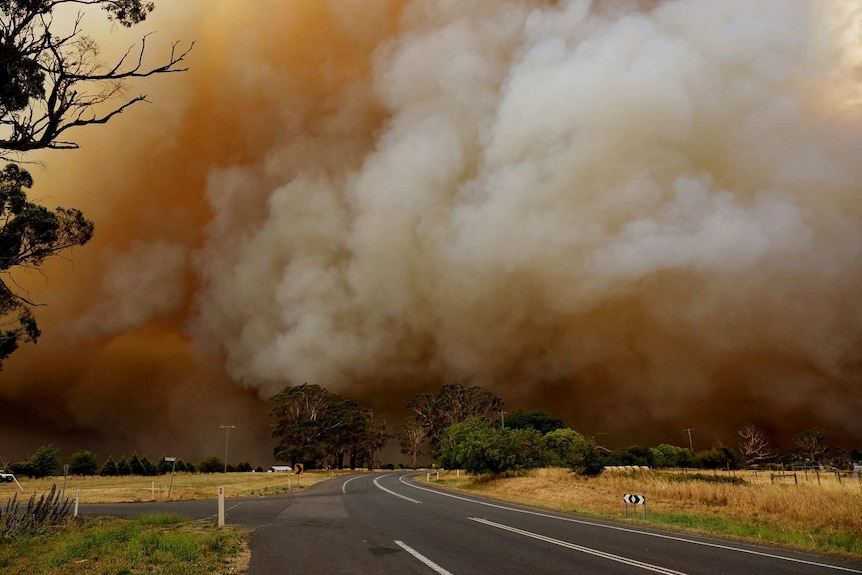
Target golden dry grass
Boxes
[0,470,349,504]
[428,468,862,557]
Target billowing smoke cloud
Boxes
[2,0,861,462]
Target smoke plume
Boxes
[2,0,861,462]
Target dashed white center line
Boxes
[395,540,454,575]
[470,517,690,575]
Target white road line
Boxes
[395,540,454,575]
[341,475,363,494]
[400,475,862,574]
[374,474,422,504]
[471,517,689,575]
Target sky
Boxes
[1,0,861,466]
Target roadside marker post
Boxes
[623,494,647,519]
[218,486,225,527]
[74,489,80,517]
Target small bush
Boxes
[196,456,224,474]
[68,451,99,476]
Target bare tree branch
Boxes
[737,423,775,466]
[0,1,193,153]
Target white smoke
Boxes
[184,0,861,440]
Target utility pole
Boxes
[684,428,695,453]
[220,425,236,473]
[499,410,507,429]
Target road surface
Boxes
[80,472,862,574]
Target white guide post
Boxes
[218,486,225,527]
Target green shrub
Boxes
[196,456,224,474]
[68,451,99,476]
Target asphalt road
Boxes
[79,472,862,574]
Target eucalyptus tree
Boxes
[269,383,389,469]
[0,0,191,366]
[403,382,504,457]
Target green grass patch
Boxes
[648,511,862,556]
[0,514,245,575]
[135,513,187,527]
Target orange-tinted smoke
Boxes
[1,0,861,465]
[0,0,406,463]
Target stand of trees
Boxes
[395,385,859,474]
[400,382,504,464]
[439,417,600,475]
[269,383,389,470]
[3,446,226,477]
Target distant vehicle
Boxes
[0,470,14,482]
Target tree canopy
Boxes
[67,449,98,475]
[269,383,389,470]
[504,410,565,434]
[0,163,93,368]
[0,0,192,155]
[403,382,504,458]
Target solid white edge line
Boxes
[395,540,454,575]
[470,517,688,575]
[373,474,422,504]
[399,474,862,574]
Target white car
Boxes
[0,470,14,482]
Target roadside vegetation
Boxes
[398,384,862,559]
[0,513,247,575]
[0,471,339,504]
[426,467,862,558]
[0,471,337,574]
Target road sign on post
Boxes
[623,494,647,519]
[166,457,177,499]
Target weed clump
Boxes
[667,473,746,485]
[1,484,71,539]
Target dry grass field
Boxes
[0,470,347,504]
[427,468,862,558]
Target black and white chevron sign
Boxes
[623,494,646,505]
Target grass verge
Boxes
[0,470,342,504]
[0,513,248,575]
[426,468,862,559]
